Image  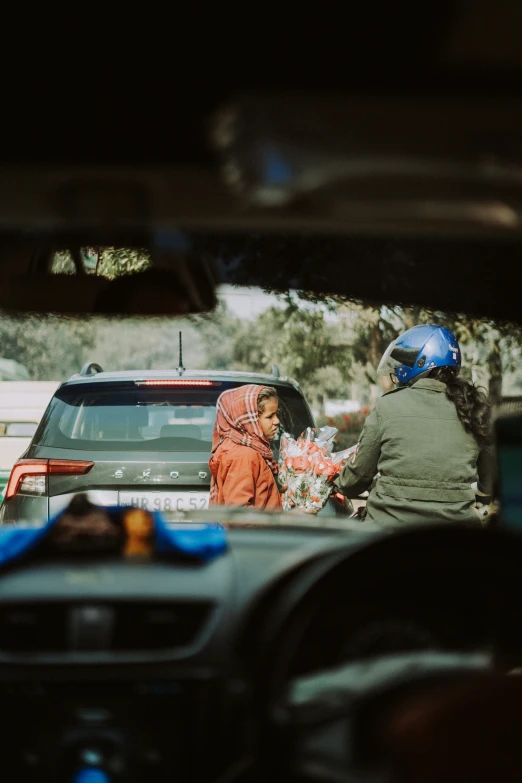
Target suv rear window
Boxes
[33,383,313,452]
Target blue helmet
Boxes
[378,324,461,386]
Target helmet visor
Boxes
[377,340,402,376]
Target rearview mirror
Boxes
[0,244,217,316]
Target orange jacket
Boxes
[209,440,282,510]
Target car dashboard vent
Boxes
[0,601,214,654]
[0,604,68,653]
[110,601,213,651]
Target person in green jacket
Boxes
[335,325,492,527]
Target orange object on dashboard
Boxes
[122,508,155,557]
[5,458,94,500]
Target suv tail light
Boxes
[5,459,94,501]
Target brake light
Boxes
[6,460,47,501]
[134,380,221,387]
[47,460,95,475]
[5,459,94,501]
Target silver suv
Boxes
[0,363,348,524]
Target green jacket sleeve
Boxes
[334,406,381,498]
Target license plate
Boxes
[119,492,209,512]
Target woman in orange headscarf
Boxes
[209,385,282,510]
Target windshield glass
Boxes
[0,235,517,527]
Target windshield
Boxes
[0,236,517,527]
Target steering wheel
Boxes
[248,525,522,783]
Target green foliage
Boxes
[0,315,96,380]
[0,275,519,409]
[52,247,151,279]
[89,303,241,375]
[229,300,353,407]
[89,317,206,372]
[188,301,240,371]
[96,247,151,279]
[296,296,522,401]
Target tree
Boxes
[0,299,241,382]
[188,301,240,371]
[197,232,522,400]
[389,309,522,402]
[275,294,522,402]
[88,316,206,373]
[230,298,353,409]
[53,247,150,279]
[0,315,96,380]
[96,247,151,279]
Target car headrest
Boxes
[159,424,202,439]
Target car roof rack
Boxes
[79,362,103,377]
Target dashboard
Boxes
[0,523,521,782]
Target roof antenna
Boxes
[177,331,186,376]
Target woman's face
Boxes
[259,399,280,441]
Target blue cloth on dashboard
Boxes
[0,522,53,565]
[154,516,228,559]
[0,507,227,567]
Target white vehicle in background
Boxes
[323,399,363,417]
[0,381,61,496]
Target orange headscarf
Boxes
[210,385,278,503]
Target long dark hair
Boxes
[430,367,491,448]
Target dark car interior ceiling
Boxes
[0,3,521,322]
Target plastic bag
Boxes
[279,429,356,512]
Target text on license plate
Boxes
[119,492,209,512]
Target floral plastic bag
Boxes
[279,428,356,512]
